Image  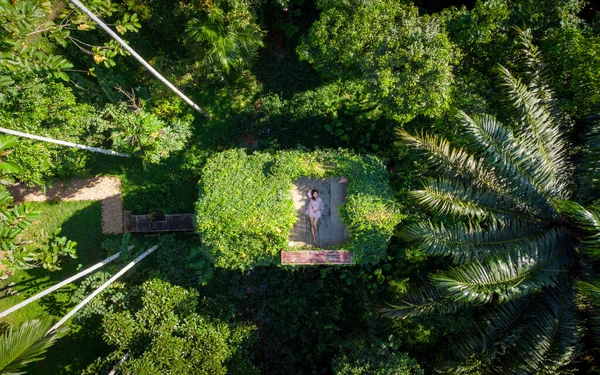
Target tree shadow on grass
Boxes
[25,315,110,375]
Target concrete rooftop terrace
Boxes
[288,177,350,249]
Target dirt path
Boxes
[9,177,124,234]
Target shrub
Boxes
[86,279,258,375]
[195,149,403,270]
[101,103,193,164]
[333,341,424,375]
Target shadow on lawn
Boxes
[25,315,110,375]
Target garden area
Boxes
[1,0,600,374]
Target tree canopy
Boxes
[387,29,600,374]
[298,0,457,123]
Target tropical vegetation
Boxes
[195,149,403,269]
[389,29,600,373]
[0,0,599,374]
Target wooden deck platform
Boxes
[124,211,195,233]
[281,250,355,265]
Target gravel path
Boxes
[9,177,124,234]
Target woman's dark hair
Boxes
[311,189,319,200]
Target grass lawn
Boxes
[0,200,112,375]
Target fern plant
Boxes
[386,29,600,374]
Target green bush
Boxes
[101,103,193,164]
[195,149,403,270]
[85,279,258,375]
[333,341,424,375]
[0,79,101,186]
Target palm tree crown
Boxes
[0,317,67,374]
[185,2,264,74]
[387,29,600,374]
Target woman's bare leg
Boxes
[310,217,317,243]
[313,217,319,242]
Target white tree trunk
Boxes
[0,246,134,319]
[47,245,159,334]
[0,127,129,157]
[68,0,211,119]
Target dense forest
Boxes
[1,0,600,374]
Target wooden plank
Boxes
[281,250,355,265]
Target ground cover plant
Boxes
[195,148,403,270]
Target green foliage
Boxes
[184,0,265,74]
[439,0,595,120]
[101,103,193,163]
[0,0,142,89]
[196,149,403,270]
[245,267,368,374]
[0,137,21,175]
[32,228,77,271]
[333,341,424,375]
[88,279,258,375]
[187,247,215,286]
[0,190,77,272]
[0,0,72,83]
[388,31,594,374]
[0,79,100,186]
[70,272,127,321]
[196,149,295,270]
[150,235,198,286]
[0,317,68,375]
[298,0,457,123]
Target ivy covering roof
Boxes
[195,149,404,270]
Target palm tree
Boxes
[185,3,264,74]
[386,29,600,374]
[0,317,68,374]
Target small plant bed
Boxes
[195,149,404,270]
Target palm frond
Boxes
[382,286,468,320]
[399,220,560,264]
[514,27,573,137]
[558,200,600,258]
[575,115,600,201]
[514,27,553,102]
[441,280,581,375]
[440,296,533,369]
[396,129,506,194]
[0,317,68,374]
[493,278,581,374]
[186,17,223,44]
[578,280,600,348]
[432,239,570,304]
[412,178,539,225]
[493,65,570,198]
[458,111,559,217]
